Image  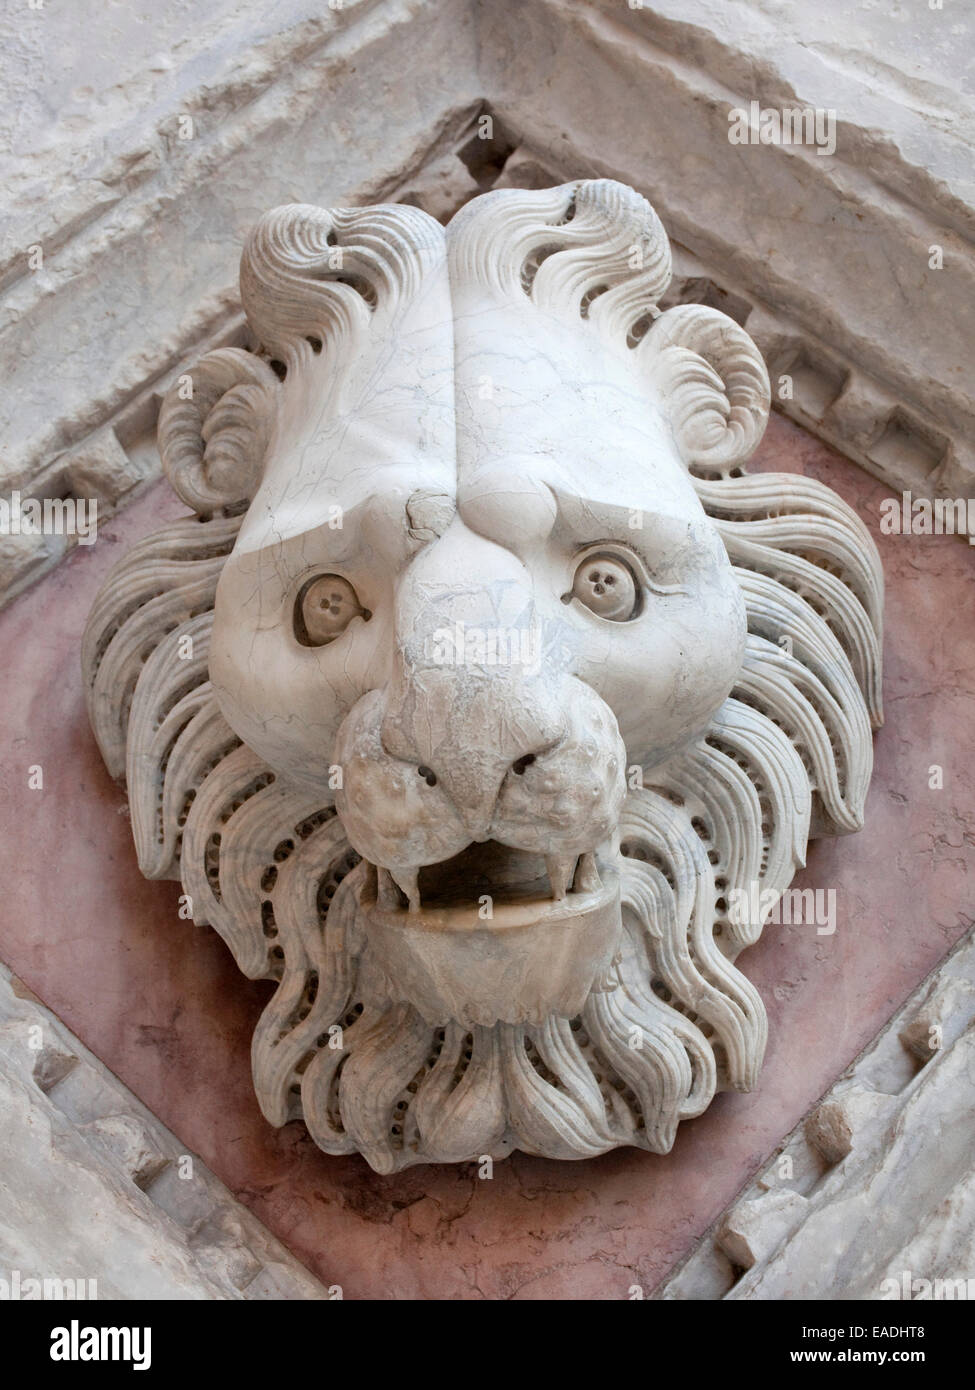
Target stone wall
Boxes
[1,0,972,1298]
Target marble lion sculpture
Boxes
[83,180,883,1172]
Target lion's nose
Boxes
[422,745,560,842]
[452,749,552,838]
[491,679,626,855]
[376,518,619,846]
[381,690,565,841]
[379,671,625,853]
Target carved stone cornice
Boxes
[3,0,972,605]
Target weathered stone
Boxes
[0,964,327,1300]
[804,1083,893,1164]
[718,1190,809,1272]
[4,1,975,610]
[660,931,975,1300]
[1,0,971,1299]
[60,427,144,507]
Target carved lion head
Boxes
[83,181,882,1171]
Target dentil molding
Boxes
[0,965,328,1298]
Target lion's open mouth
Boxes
[356,840,623,1027]
[365,839,609,925]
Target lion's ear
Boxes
[158,347,279,514]
[638,304,770,477]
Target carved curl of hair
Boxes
[446,178,672,342]
[157,348,278,514]
[159,202,447,518]
[639,303,771,477]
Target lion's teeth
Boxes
[376,867,402,910]
[574,852,601,894]
[546,854,577,900]
[391,868,420,913]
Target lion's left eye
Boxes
[571,553,639,620]
[295,574,367,646]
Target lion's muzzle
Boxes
[333,524,628,1025]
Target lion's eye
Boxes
[571,553,638,621]
[295,574,367,647]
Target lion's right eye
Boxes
[295,574,367,646]
[571,553,639,621]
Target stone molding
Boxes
[0,964,330,1299]
[658,928,975,1300]
[3,0,973,604]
